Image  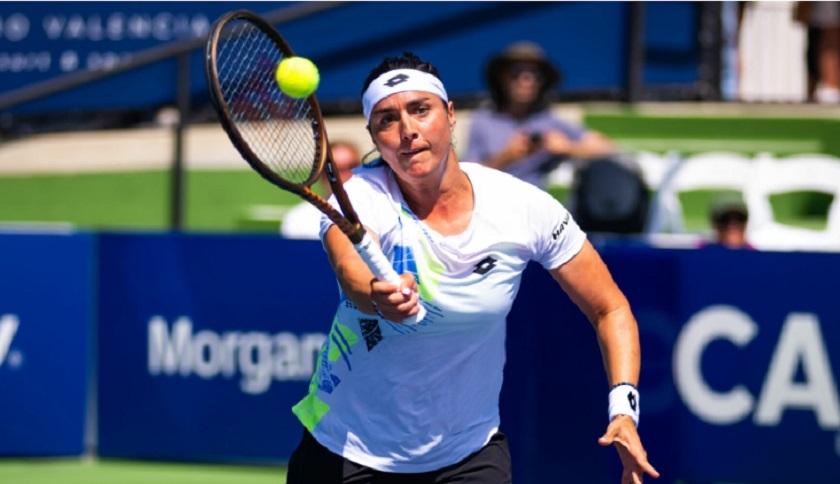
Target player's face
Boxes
[368,91,456,181]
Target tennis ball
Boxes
[275,56,320,99]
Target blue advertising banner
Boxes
[2,2,698,112]
[0,1,285,112]
[502,247,840,483]
[0,232,94,456]
[96,233,336,462]
[94,232,840,483]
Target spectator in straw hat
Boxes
[464,41,615,189]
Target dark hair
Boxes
[361,52,442,95]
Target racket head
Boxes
[205,10,328,193]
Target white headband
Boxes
[362,68,448,122]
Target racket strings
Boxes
[215,19,320,186]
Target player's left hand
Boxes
[598,415,659,484]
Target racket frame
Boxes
[205,10,365,244]
[205,10,427,324]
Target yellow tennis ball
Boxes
[275,56,320,99]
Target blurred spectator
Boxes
[703,195,755,250]
[463,41,614,189]
[796,2,840,103]
[571,154,650,234]
[280,140,361,239]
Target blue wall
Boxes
[2,231,838,483]
[0,232,94,456]
[97,233,335,462]
[0,2,699,112]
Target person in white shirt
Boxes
[280,141,361,239]
[287,52,658,484]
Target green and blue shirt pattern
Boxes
[292,162,586,472]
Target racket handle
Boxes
[354,232,426,325]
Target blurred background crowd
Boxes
[0,1,838,252]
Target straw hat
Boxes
[485,41,562,110]
[485,41,561,89]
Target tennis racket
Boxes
[205,10,425,324]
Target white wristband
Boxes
[608,383,640,427]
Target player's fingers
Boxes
[619,439,658,479]
[370,279,399,296]
[399,272,418,291]
[598,419,624,446]
[395,289,419,313]
[597,426,617,446]
[639,457,660,478]
[386,290,410,306]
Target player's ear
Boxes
[446,100,456,130]
[366,125,378,149]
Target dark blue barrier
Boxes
[0,232,94,456]
[5,230,838,482]
[94,233,840,482]
[96,233,335,462]
[503,248,840,483]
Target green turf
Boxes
[2,109,836,233]
[0,170,829,233]
[0,170,299,232]
[584,112,840,157]
[0,459,286,484]
[769,191,832,230]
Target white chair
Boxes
[634,150,672,189]
[646,152,753,236]
[545,158,576,187]
[546,150,669,189]
[745,154,840,251]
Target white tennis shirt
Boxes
[292,162,586,473]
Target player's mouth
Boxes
[400,147,428,158]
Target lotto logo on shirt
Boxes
[473,256,497,275]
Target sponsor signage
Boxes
[0,233,94,456]
[4,231,835,482]
[2,2,699,112]
[502,248,840,483]
[96,233,335,461]
[147,316,325,395]
[0,2,278,112]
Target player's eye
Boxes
[374,113,396,129]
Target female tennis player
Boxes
[289,52,658,484]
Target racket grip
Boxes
[354,232,426,325]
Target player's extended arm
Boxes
[323,225,419,321]
[549,240,659,482]
[549,240,638,385]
